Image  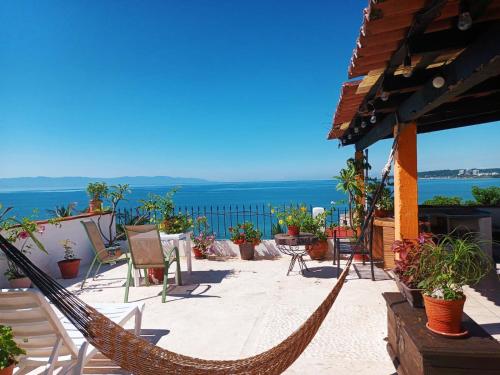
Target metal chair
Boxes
[124,225,182,303]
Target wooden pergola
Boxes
[329,0,500,241]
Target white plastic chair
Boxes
[0,289,144,375]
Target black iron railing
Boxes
[116,204,348,239]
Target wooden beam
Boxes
[355,24,500,150]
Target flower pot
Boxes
[192,246,206,259]
[306,240,328,260]
[147,268,164,284]
[423,294,466,335]
[394,275,424,308]
[57,259,81,279]
[89,199,102,213]
[0,363,15,375]
[287,226,300,236]
[8,277,32,288]
[239,243,255,260]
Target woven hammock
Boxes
[0,134,398,374]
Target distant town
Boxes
[418,168,500,179]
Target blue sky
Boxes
[1,0,499,181]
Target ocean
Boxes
[1,178,499,220]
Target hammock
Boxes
[0,135,398,374]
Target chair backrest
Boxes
[81,220,108,262]
[125,225,165,268]
[0,289,79,360]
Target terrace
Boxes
[2,1,500,374]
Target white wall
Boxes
[0,213,114,287]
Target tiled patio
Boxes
[59,255,499,375]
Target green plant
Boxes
[0,325,26,370]
[417,233,492,300]
[96,184,132,246]
[366,179,393,210]
[159,212,193,233]
[392,234,433,288]
[138,187,179,223]
[59,239,76,260]
[471,186,500,206]
[191,217,216,255]
[273,205,309,228]
[301,211,328,241]
[46,202,78,218]
[86,182,108,201]
[229,222,261,245]
[422,195,463,206]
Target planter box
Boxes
[394,275,424,308]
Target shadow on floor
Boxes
[352,263,392,281]
[140,328,170,344]
[302,266,342,279]
[471,271,500,307]
[183,269,235,284]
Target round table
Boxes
[274,233,317,275]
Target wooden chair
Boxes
[80,220,128,289]
[124,225,182,303]
[0,289,144,375]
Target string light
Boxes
[458,1,472,31]
[432,76,446,88]
[370,110,377,124]
[361,121,367,129]
[347,133,352,140]
[402,52,413,78]
[354,126,359,134]
[380,90,389,101]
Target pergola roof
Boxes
[328,0,500,150]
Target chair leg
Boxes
[81,256,97,289]
[174,246,182,286]
[72,341,89,375]
[337,248,340,277]
[134,306,143,336]
[162,261,169,303]
[124,260,133,303]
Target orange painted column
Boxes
[394,122,419,241]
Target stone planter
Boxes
[239,243,255,260]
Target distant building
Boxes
[472,169,479,176]
[458,169,465,176]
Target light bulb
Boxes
[347,134,352,140]
[354,127,359,134]
[342,138,346,144]
[458,11,472,31]
[370,111,377,124]
[402,53,412,78]
[380,91,389,101]
[361,121,367,129]
[432,76,446,88]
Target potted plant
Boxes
[57,239,80,279]
[86,182,108,213]
[274,205,309,236]
[418,233,492,336]
[367,179,394,217]
[391,234,432,308]
[191,216,216,259]
[302,211,329,260]
[0,325,26,375]
[229,222,261,260]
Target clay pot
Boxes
[8,277,32,288]
[57,259,81,279]
[89,199,102,213]
[306,240,328,260]
[0,363,15,375]
[192,246,206,259]
[287,226,300,236]
[239,243,255,260]
[424,294,465,335]
[147,268,165,284]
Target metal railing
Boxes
[116,204,349,239]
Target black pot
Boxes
[394,275,424,308]
[239,243,255,260]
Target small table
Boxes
[159,231,193,274]
[275,233,317,275]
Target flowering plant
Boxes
[191,217,216,255]
[229,222,261,245]
[159,212,193,234]
[301,211,328,241]
[392,233,433,289]
[273,205,309,228]
[59,239,77,260]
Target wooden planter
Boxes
[57,259,81,279]
[394,275,424,308]
[239,243,255,260]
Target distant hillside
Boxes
[0,176,211,191]
[418,168,500,178]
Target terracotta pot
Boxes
[89,199,102,213]
[306,240,328,260]
[8,277,32,288]
[424,294,465,335]
[148,268,165,284]
[0,363,15,375]
[394,275,424,308]
[239,243,255,260]
[192,246,206,259]
[287,226,300,236]
[57,259,81,279]
[353,253,366,262]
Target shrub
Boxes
[471,186,500,206]
[422,195,463,206]
[0,325,26,370]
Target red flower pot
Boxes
[239,243,255,260]
[193,246,205,259]
[306,240,328,260]
[424,294,466,335]
[147,268,165,284]
[0,363,15,375]
[57,259,81,279]
[88,199,102,213]
[287,225,300,236]
[8,277,32,288]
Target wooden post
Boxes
[394,122,419,240]
[355,151,365,237]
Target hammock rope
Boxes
[0,135,398,374]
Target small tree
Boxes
[96,184,132,246]
[471,186,500,206]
